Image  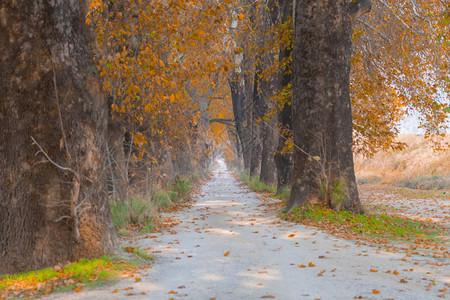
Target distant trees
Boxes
[229,0,448,212]
[0,0,115,274]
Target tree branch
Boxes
[209,118,235,126]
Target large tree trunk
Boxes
[0,0,116,275]
[287,0,363,213]
[259,0,279,186]
[274,0,293,193]
[230,73,252,171]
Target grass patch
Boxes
[390,187,449,199]
[153,190,173,208]
[172,179,192,199]
[110,197,155,235]
[239,172,276,194]
[122,246,155,261]
[281,204,444,252]
[357,176,383,185]
[0,256,133,298]
[274,186,291,202]
[396,175,450,190]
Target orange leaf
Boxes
[288,234,295,238]
[112,289,120,293]
[261,295,275,299]
[308,262,315,267]
[393,270,400,275]
[370,269,378,272]
[372,289,380,294]
[298,264,306,268]
[169,290,178,294]
[135,277,141,282]
[224,251,230,257]
[74,287,83,293]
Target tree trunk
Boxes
[0,0,116,275]
[107,97,128,201]
[259,0,279,186]
[249,64,263,178]
[230,73,252,171]
[287,0,363,213]
[274,0,293,194]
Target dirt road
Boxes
[50,160,449,299]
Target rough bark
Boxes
[274,0,293,193]
[259,0,279,186]
[287,0,363,213]
[0,0,116,274]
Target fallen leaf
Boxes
[288,234,295,238]
[112,289,120,293]
[372,289,380,294]
[224,251,230,257]
[261,295,275,299]
[400,279,408,283]
[370,269,378,273]
[169,290,178,294]
[393,270,400,275]
[308,262,315,267]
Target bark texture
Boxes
[0,0,116,274]
[274,0,293,193]
[287,0,363,213]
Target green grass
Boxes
[396,175,450,190]
[240,172,276,194]
[0,256,130,294]
[122,246,155,261]
[274,186,291,202]
[281,204,442,243]
[153,190,173,208]
[110,197,154,234]
[390,187,450,198]
[172,179,192,199]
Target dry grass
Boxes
[354,134,450,189]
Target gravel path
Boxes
[49,160,449,300]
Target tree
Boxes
[287,0,371,212]
[0,0,116,274]
[274,0,294,194]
